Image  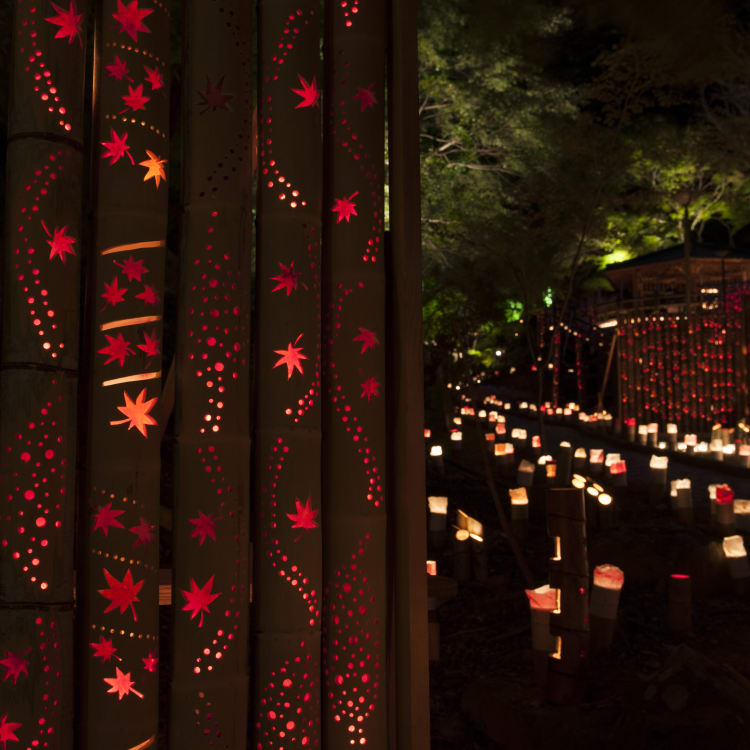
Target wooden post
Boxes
[79,3,170,746]
[0,4,88,746]
[169,2,253,746]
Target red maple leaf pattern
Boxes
[109,388,158,438]
[142,651,158,673]
[292,74,320,109]
[121,83,150,112]
[143,64,163,90]
[137,330,160,358]
[332,191,359,223]
[98,332,135,367]
[354,84,377,112]
[273,334,308,380]
[112,0,153,42]
[286,497,319,530]
[189,511,217,546]
[0,651,29,685]
[181,576,221,628]
[0,715,21,749]
[135,284,159,305]
[197,75,233,113]
[353,327,379,353]
[113,255,148,281]
[129,517,155,547]
[43,222,76,263]
[103,667,144,700]
[101,277,128,308]
[360,376,380,402]
[101,128,135,165]
[105,54,129,80]
[45,1,83,45]
[93,502,126,536]
[271,261,301,296]
[89,636,118,663]
[98,568,144,621]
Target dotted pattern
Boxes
[339,0,360,28]
[33,616,63,749]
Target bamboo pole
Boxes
[387,0,430,744]
[0,2,88,748]
[78,3,170,746]
[323,1,389,746]
[253,2,324,747]
[169,2,253,746]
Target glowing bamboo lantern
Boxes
[557,441,572,487]
[734,499,750,532]
[624,417,636,442]
[424,428,431,439]
[571,474,587,489]
[670,478,693,523]
[737,444,750,469]
[467,517,488,583]
[647,422,659,448]
[510,487,529,539]
[494,441,515,477]
[572,447,587,474]
[488,411,498,423]
[450,429,463,452]
[667,574,692,638]
[530,434,542,459]
[495,421,507,436]
[648,454,669,505]
[684,433,698,451]
[666,422,678,449]
[426,560,437,576]
[525,585,558,696]
[694,441,709,454]
[710,438,724,462]
[477,409,487,420]
[637,424,648,445]
[588,448,604,477]
[429,444,444,476]
[484,431,496,454]
[511,427,528,449]
[585,484,600,532]
[714,484,735,536]
[546,488,589,705]
[452,528,471,582]
[428,496,449,549]
[517,458,535,488]
[452,416,462,427]
[722,535,750,592]
[589,564,624,652]
[563,407,573,423]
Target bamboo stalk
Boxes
[78,3,171,746]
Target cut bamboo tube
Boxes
[667,573,692,638]
[589,564,624,652]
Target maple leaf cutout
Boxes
[354,84,377,112]
[129,517,154,547]
[271,261,301,296]
[273,333,308,379]
[287,497,319,530]
[89,636,119,663]
[101,277,128,308]
[332,191,359,223]
[135,284,159,305]
[197,75,233,114]
[98,332,135,367]
[106,55,129,80]
[142,651,158,673]
[109,388,158,437]
[353,327,379,354]
[181,576,221,628]
[139,151,167,188]
[121,83,150,112]
[137,330,160,358]
[42,222,76,263]
[0,714,21,750]
[0,651,29,685]
[98,567,144,621]
[189,511,217,546]
[103,667,144,700]
[101,128,135,165]
[113,255,148,281]
[93,502,125,536]
[143,65,163,91]
[112,0,153,42]
[292,74,320,109]
[360,376,380,402]
[46,1,83,45]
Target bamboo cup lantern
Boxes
[589,564,624,652]
[545,458,557,486]
[511,427,528,450]
[488,411,498,423]
[428,496,449,549]
[557,441,572,487]
[571,474,586,490]
[608,457,628,488]
[525,584,558,695]
[453,416,462,426]
[715,485,736,536]
[426,560,437,576]
[519,401,529,411]
[648,455,669,505]
[722,535,750,592]
[588,448,604,477]
[667,574,692,638]
[424,428,431,439]
[685,433,698,451]
[734,499,750,532]
[647,422,659,448]
[624,417,636,442]
[510,487,530,540]
[450,429,463,451]
[484,431,496,453]
[585,485,601,532]
[495,421,506,437]
[666,423,678,449]
[740,445,750,470]
[452,528,471,583]
[670,478,693,523]
[494,441,515,476]
[517,459,535,488]
[530,434,542,458]
[597,492,615,529]
[563,407,573,422]
[572,447,587,474]
[429,444,445,476]
[710,438,724,462]
[469,527,487,583]
[477,409,487,420]
[504,402,512,411]
[637,424,648,445]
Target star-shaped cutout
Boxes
[112,0,153,43]
[271,261,301,296]
[101,129,135,165]
[360,376,380,402]
[113,255,148,281]
[0,651,29,685]
[142,651,158,673]
[0,714,21,749]
[44,223,76,263]
[129,517,155,547]
[109,388,158,437]
[104,667,144,700]
[121,83,150,112]
[332,191,358,223]
[286,497,319,530]
[98,332,134,367]
[273,334,308,379]
[93,502,126,536]
[101,276,128,308]
[98,568,144,621]
[143,64,163,91]
[353,327,379,353]
[105,55,129,80]
[139,150,166,188]
[137,330,160,358]
[90,636,118,663]
[135,284,159,305]
[46,1,82,45]
[181,576,221,628]
[354,84,377,112]
[292,74,320,109]
[197,75,233,114]
[189,511,217,546]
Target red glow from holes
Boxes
[671,573,690,579]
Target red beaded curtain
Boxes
[79,1,170,747]
[169,1,253,747]
[323,1,388,747]
[0,2,88,747]
[253,3,324,747]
